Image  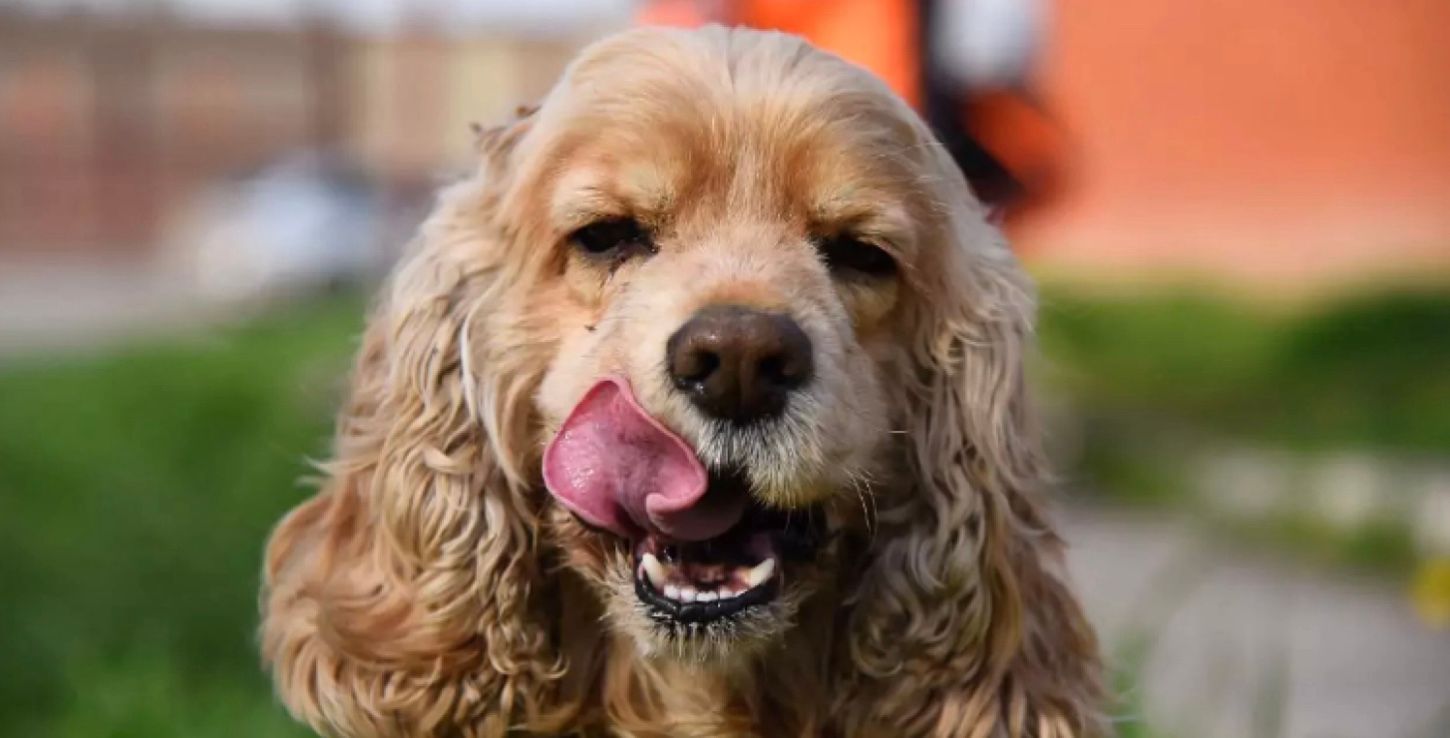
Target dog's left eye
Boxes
[815,234,897,278]
[569,218,654,261]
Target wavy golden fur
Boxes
[261,26,1102,738]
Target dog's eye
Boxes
[569,218,653,261]
[815,234,897,278]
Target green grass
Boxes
[1038,287,1450,455]
[1037,285,1450,572]
[0,296,365,738]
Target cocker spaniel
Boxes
[261,25,1102,738]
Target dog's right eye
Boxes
[569,218,654,261]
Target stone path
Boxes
[1062,506,1450,738]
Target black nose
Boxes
[666,305,814,423]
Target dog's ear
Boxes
[261,109,572,738]
[473,104,540,159]
[839,126,1104,737]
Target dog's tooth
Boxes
[664,584,681,600]
[680,586,698,603]
[697,590,718,602]
[641,553,667,589]
[718,588,736,600]
[744,557,777,589]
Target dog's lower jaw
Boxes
[605,562,815,666]
[655,600,811,667]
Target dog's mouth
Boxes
[632,468,825,626]
[542,377,828,629]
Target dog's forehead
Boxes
[543,29,925,242]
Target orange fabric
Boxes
[741,0,920,107]
[636,0,714,27]
[636,0,921,108]
[964,91,1065,219]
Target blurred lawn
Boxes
[1038,287,1450,455]
[1038,285,1450,572]
[0,296,364,738]
[1,286,1444,734]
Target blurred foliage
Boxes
[1217,513,1420,574]
[1037,284,1450,573]
[1412,558,1450,629]
[1038,287,1450,454]
[1108,634,1167,738]
[0,296,364,738]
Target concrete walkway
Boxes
[1062,507,1450,738]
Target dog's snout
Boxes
[666,306,814,423]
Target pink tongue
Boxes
[542,377,746,541]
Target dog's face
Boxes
[507,29,937,663]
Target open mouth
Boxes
[541,378,828,629]
[631,468,826,626]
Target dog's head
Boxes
[522,27,931,661]
[262,26,1101,737]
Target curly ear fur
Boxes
[837,131,1104,737]
[259,109,578,738]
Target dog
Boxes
[261,25,1102,738]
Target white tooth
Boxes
[641,553,667,589]
[745,558,777,589]
[664,584,681,600]
[697,591,718,602]
[680,586,698,603]
[718,589,736,600]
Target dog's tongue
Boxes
[542,378,745,541]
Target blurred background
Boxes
[0,1,1446,736]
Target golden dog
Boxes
[262,25,1102,738]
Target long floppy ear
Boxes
[260,108,573,738]
[839,130,1104,737]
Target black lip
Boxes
[630,497,823,627]
[634,571,779,624]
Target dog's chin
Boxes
[581,469,832,665]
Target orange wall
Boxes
[1019,0,1450,286]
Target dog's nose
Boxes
[666,305,814,423]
